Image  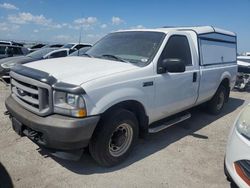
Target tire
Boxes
[89,109,139,167]
[207,85,227,115]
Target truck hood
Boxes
[24,56,138,85]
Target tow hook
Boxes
[28,130,38,138]
[4,110,12,119]
[4,111,10,116]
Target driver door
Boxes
[153,32,199,120]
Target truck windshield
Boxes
[27,48,57,59]
[87,31,165,65]
[69,47,91,56]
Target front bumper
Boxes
[5,96,100,150]
[225,126,250,188]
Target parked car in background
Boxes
[0,45,29,59]
[42,44,64,48]
[63,43,92,50]
[246,52,250,56]
[28,43,47,53]
[10,41,24,47]
[0,41,12,45]
[0,41,24,47]
[69,46,91,56]
[225,104,250,188]
[5,26,237,166]
[235,56,250,90]
[0,48,70,83]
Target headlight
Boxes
[53,91,87,117]
[236,105,250,139]
[1,62,16,69]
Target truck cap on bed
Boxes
[114,26,236,36]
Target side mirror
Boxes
[159,58,185,73]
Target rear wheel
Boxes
[207,85,227,115]
[89,109,138,167]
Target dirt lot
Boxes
[0,81,249,188]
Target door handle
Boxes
[193,72,197,82]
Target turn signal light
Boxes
[77,109,87,117]
[235,162,250,186]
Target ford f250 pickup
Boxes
[5,26,237,166]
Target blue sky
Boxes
[0,0,249,52]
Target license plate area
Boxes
[12,117,24,136]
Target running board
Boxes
[148,113,191,133]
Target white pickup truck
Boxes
[5,26,237,166]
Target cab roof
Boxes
[114,26,236,36]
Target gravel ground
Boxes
[0,81,249,188]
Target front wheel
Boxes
[89,109,139,167]
[207,85,227,115]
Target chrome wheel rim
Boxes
[216,92,224,110]
[109,123,133,157]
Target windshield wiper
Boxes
[101,54,129,63]
[82,53,94,58]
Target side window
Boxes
[49,51,67,58]
[75,45,84,50]
[159,35,192,66]
[11,47,22,55]
[75,44,91,50]
[0,46,6,54]
[18,48,23,54]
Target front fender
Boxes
[86,87,150,116]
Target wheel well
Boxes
[220,78,230,101]
[102,100,149,137]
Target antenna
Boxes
[78,13,84,56]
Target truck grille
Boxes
[10,71,53,116]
